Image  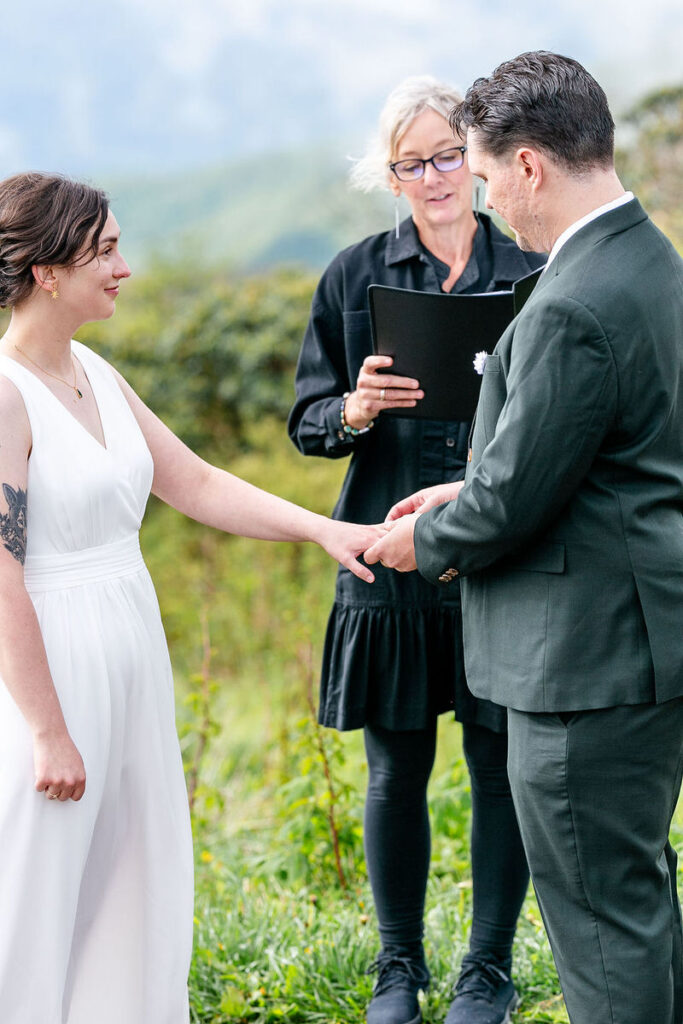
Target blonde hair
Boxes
[349,75,464,193]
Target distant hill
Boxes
[103,149,399,273]
[96,80,683,273]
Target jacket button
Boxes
[445,437,455,448]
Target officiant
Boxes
[288,75,544,1024]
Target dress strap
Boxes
[0,354,36,393]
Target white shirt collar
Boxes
[545,192,635,268]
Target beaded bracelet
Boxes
[340,392,374,436]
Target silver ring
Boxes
[380,388,386,402]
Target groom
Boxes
[365,51,683,1024]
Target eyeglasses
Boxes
[389,146,468,182]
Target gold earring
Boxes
[51,287,58,300]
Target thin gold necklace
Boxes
[13,345,83,400]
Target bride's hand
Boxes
[315,519,389,583]
[33,728,86,802]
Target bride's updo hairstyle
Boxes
[0,172,109,309]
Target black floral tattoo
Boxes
[0,483,27,565]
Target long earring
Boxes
[472,180,482,219]
[51,287,59,300]
[394,195,400,239]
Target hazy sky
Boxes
[3,0,681,176]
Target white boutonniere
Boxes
[473,351,489,375]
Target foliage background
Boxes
[55,84,683,1021]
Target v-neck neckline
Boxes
[1,347,109,452]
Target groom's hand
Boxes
[385,481,464,522]
[364,512,419,573]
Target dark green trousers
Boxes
[507,699,683,1024]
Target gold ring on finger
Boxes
[380,388,386,402]
[47,792,59,800]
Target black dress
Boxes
[288,215,545,733]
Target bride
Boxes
[0,171,382,1024]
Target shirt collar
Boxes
[385,212,527,280]
[385,216,423,265]
[545,192,635,268]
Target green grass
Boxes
[189,867,568,1023]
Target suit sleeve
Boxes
[287,258,358,460]
[414,295,618,582]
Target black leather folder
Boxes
[369,267,543,421]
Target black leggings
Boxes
[363,719,529,966]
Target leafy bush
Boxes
[83,265,317,454]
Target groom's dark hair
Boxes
[450,51,615,172]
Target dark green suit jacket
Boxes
[414,199,683,712]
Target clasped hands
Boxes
[364,481,465,573]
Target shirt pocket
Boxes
[342,310,373,383]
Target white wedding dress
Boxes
[0,341,193,1024]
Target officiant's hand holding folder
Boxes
[369,266,542,421]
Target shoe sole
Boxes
[366,1014,421,1024]
[444,988,520,1024]
[504,992,521,1022]
[366,1004,422,1024]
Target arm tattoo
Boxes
[0,483,27,565]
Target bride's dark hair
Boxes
[0,172,109,308]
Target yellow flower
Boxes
[200,850,214,863]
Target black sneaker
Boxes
[366,951,430,1024]
[445,954,519,1024]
